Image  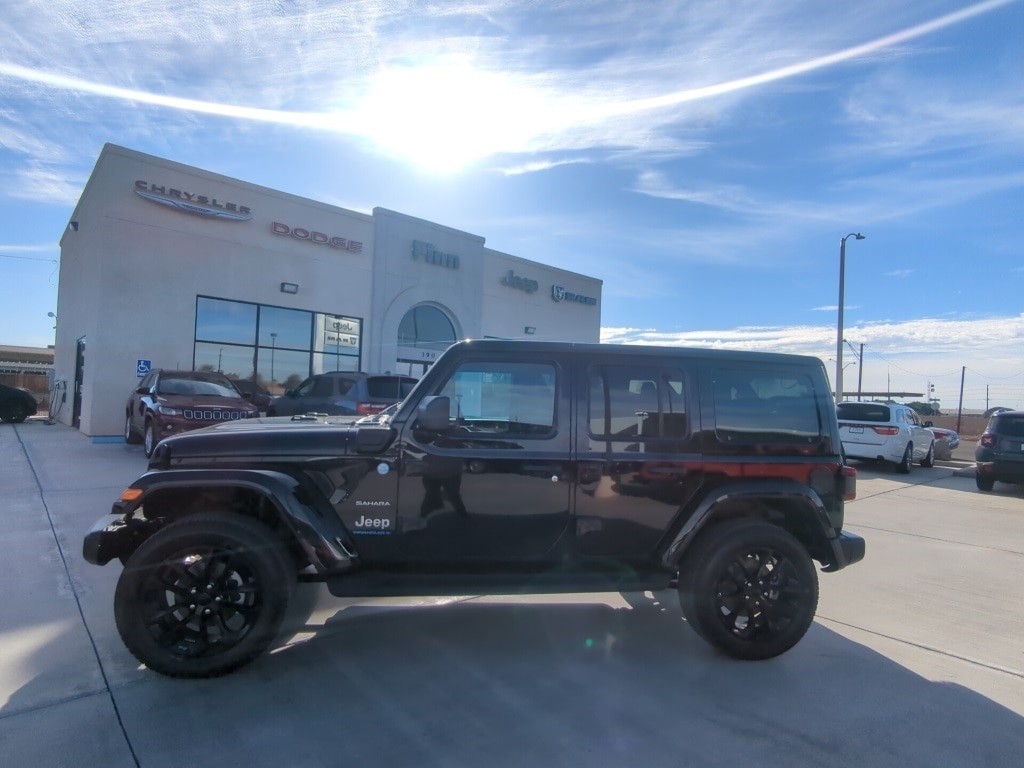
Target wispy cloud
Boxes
[602,313,1024,404]
[1,1,1017,172]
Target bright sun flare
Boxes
[355,61,547,173]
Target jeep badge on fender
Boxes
[84,339,863,678]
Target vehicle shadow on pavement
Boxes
[4,587,1024,768]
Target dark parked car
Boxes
[229,378,273,411]
[124,369,259,458]
[85,340,863,678]
[267,371,418,417]
[975,410,1024,491]
[928,426,960,450]
[0,383,38,423]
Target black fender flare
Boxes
[94,468,357,574]
[660,479,848,572]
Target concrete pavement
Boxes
[2,417,1022,768]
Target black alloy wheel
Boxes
[678,519,818,660]
[114,514,294,678]
[2,403,28,423]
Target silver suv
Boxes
[837,401,935,473]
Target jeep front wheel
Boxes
[114,514,294,678]
[678,519,818,660]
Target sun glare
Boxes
[354,61,546,173]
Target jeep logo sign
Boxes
[353,514,393,535]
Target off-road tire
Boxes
[114,513,294,678]
[678,518,818,660]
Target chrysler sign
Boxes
[134,181,252,220]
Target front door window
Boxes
[396,358,570,561]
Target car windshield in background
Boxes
[157,378,240,398]
[366,377,418,399]
[837,403,891,422]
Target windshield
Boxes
[158,378,240,398]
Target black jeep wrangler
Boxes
[84,340,863,677]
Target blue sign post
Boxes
[137,359,152,378]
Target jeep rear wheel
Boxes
[114,514,294,678]
[678,519,818,660]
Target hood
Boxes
[150,415,395,465]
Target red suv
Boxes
[125,370,259,457]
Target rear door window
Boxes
[712,367,823,446]
[587,365,689,450]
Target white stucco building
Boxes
[53,144,602,436]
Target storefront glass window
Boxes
[194,343,256,380]
[398,305,456,352]
[259,306,313,350]
[194,296,362,394]
[196,298,257,345]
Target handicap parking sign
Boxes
[137,359,152,378]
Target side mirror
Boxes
[415,396,451,431]
[284,389,295,397]
[924,420,934,427]
[135,386,149,395]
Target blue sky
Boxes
[1,0,1022,410]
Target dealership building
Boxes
[52,144,602,436]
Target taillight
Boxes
[980,434,996,448]
[840,465,857,501]
[356,403,384,415]
[872,426,900,436]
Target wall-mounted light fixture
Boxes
[524,326,536,335]
[280,282,299,294]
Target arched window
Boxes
[397,305,456,368]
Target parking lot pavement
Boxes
[3,419,1023,768]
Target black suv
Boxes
[975,410,1024,491]
[85,340,863,678]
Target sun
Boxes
[354,59,546,173]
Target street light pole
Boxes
[835,232,865,402]
[270,332,277,384]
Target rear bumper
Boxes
[822,531,866,573]
[976,460,1024,483]
[842,440,903,463]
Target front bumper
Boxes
[82,513,145,566]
